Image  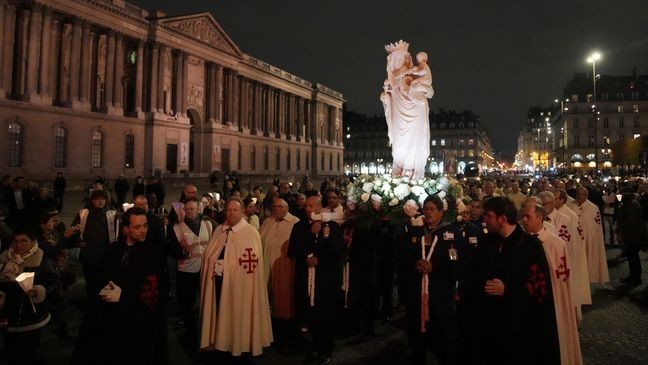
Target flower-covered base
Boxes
[346,174,463,231]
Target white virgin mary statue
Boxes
[380,40,434,179]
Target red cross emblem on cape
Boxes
[594,211,601,225]
[239,248,259,274]
[526,264,548,304]
[558,225,571,243]
[577,223,585,240]
[555,256,570,281]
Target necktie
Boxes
[219,227,232,259]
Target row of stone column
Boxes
[233,77,311,140]
[0,2,146,114]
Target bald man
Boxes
[288,196,345,364]
[567,187,609,284]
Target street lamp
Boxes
[587,51,601,173]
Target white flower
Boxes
[438,190,446,199]
[361,193,370,202]
[382,184,392,194]
[394,184,411,200]
[371,194,382,203]
[417,192,428,206]
[402,176,410,184]
[373,179,383,188]
[384,176,392,183]
[388,198,399,207]
[348,194,358,203]
[410,215,424,227]
[403,199,419,217]
[411,185,425,196]
[362,182,375,193]
[456,199,465,213]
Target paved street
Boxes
[2,185,647,364]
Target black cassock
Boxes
[471,224,559,365]
[288,219,345,357]
[72,237,167,365]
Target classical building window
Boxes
[432,139,436,146]
[601,93,609,101]
[632,92,639,101]
[238,144,242,171]
[603,118,609,128]
[251,146,256,170]
[440,139,446,146]
[91,129,103,168]
[54,127,67,168]
[588,135,595,147]
[297,150,301,171]
[124,133,135,168]
[7,122,22,167]
[264,146,269,170]
[619,117,624,127]
[276,148,281,170]
[634,117,640,127]
[573,135,580,147]
[287,149,291,170]
[587,118,594,128]
[633,104,639,113]
[616,92,624,101]
[306,151,310,170]
[573,119,579,129]
[617,105,624,113]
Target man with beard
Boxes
[100,207,168,364]
[471,197,559,365]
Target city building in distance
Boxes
[0,0,344,179]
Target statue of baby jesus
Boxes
[403,52,433,98]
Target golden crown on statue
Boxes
[385,40,409,54]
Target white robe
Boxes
[548,208,591,309]
[537,228,583,365]
[199,220,273,356]
[259,212,300,319]
[566,200,610,283]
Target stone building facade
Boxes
[550,71,648,171]
[0,0,345,179]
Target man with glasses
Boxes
[323,189,345,225]
[259,198,300,354]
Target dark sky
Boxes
[131,0,648,155]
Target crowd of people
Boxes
[0,171,646,365]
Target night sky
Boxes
[131,0,648,156]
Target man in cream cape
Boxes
[538,191,590,315]
[567,186,609,284]
[522,203,583,365]
[555,189,592,305]
[199,198,273,356]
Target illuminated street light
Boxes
[587,51,602,169]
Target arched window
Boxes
[263,146,269,170]
[276,147,281,170]
[53,127,67,168]
[91,129,103,168]
[7,122,22,167]
[124,133,135,168]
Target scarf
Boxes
[0,243,40,281]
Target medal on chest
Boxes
[322,225,330,238]
[448,244,458,261]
